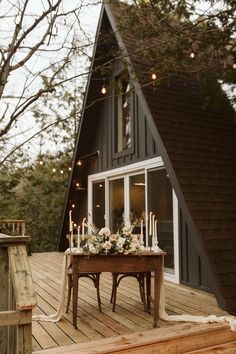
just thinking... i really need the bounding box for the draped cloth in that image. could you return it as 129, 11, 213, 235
32, 252, 236, 331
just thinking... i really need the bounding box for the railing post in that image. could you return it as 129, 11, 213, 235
0, 235, 37, 354
0, 247, 9, 353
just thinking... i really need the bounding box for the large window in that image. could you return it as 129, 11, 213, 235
115, 72, 131, 153
148, 168, 174, 274
109, 178, 124, 232
129, 174, 146, 234
89, 158, 179, 281
92, 180, 105, 229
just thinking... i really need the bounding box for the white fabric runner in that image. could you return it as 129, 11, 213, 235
32, 251, 236, 331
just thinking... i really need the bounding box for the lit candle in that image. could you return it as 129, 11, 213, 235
77, 225, 81, 249
69, 210, 72, 232
149, 212, 152, 235
140, 219, 143, 243
82, 218, 86, 240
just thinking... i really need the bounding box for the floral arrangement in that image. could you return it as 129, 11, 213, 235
85, 224, 142, 255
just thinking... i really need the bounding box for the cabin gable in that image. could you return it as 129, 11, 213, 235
58, 1, 236, 315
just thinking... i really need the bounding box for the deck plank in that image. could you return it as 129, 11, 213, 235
30, 252, 230, 352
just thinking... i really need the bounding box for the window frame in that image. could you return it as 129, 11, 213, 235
112, 70, 134, 158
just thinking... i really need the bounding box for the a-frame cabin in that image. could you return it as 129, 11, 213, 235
58, 0, 236, 316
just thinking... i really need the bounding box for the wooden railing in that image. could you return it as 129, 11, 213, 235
0, 234, 37, 354
0, 219, 26, 236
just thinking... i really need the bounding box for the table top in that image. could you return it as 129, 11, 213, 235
67, 249, 166, 257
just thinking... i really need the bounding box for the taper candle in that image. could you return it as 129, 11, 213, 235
149, 212, 152, 235
77, 225, 81, 249
82, 218, 86, 240
155, 220, 158, 244
69, 210, 72, 232
140, 219, 143, 243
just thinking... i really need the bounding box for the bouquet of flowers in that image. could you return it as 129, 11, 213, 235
86, 224, 142, 255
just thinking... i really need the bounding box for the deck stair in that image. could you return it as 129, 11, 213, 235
33, 322, 236, 354
184, 340, 236, 353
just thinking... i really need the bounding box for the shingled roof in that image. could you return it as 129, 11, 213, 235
102, 0, 236, 314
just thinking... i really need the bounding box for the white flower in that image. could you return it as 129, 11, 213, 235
122, 225, 132, 235
103, 240, 112, 250
117, 237, 125, 247
88, 244, 98, 254
99, 227, 111, 237
109, 234, 117, 241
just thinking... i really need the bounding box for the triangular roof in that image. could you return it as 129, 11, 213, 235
60, 0, 236, 315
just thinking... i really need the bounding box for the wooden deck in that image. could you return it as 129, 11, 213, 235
30, 252, 233, 353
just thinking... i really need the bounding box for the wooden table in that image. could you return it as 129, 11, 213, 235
71, 251, 165, 329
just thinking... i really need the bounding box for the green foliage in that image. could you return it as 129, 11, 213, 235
0, 152, 71, 252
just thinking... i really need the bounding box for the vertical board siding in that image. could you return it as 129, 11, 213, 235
179, 206, 211, 291
85, 92, 159, 176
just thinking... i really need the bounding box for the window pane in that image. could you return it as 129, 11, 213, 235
92, 181, 105, 229
109, 178, 124, 232
115, 74, 131, 152
148, 169, 174, 273
129, 174, 146, 235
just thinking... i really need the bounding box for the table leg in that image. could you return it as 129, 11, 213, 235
153, 257, 162, 328
72, 256, 78, 329
146, 272, 151, 314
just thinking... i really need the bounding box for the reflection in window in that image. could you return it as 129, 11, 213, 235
129, 174, 146, 235
109, 178, 124, 232
115, 72, 131, 152
92, 181, 105, 229
148, 169, 174, 273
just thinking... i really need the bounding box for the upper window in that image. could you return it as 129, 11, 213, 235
114, 72, 132, 153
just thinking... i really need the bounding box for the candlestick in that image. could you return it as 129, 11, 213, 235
77, 225, 81, 249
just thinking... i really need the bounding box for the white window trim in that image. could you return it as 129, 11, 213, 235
87, 156, 180, 284
163, 190, 180, 283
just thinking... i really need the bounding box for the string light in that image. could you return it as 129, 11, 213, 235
151, 73, 157, 80
101, 84, 107, 95
76, 182, 80, 188
39, 160, 43, 165
77, 160, 82, 166
52, 168, 56, 173
233, 56, 236, 69
68, 167, 72, 171
72, 204, 75, 208
60, 170, 64, 174
190, 49, 195, 59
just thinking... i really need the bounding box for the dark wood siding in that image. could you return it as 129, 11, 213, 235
179, 206, 211, 292
84, 89, 159, 176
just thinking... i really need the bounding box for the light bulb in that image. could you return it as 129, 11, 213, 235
151, 73, 157, 80
39, 160, 43, 165
60, 170, 64, 174
52, 168, 56, 172
72, 204, 75, 208
101, 85, 107, 94
190, 50, 195, 59
68, 167, 72, 171
233, 62, 236, 70
77, 160, 82, 166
